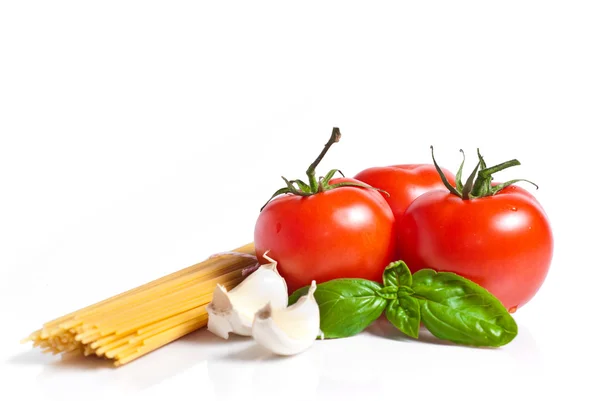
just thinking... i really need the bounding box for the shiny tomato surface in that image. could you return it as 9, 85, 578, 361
355, 164, 456, 220
396, 186, 553, 311
254, 178, 396, 294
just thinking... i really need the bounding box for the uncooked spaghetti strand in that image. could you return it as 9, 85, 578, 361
75, 328, 102, 343
92, 277, 236, 346
59, 259, 241, 326
89, 276, 239, 347
109, 275, 241, 335
136, 305, 208, 336
115, 318, 208, 366
25, 243, 256, 364
69, 258, 247, 326
90, 331, 131, 350
108, 294, 212, 335
41, 263, 203, 328
106, 312, 208, 359
92, 270, 243, 331
41, 243, 254, 327
78, 275, 239, 351
95, 333, 138, 357
94, 281, 235, 334
58, 254, 248, 338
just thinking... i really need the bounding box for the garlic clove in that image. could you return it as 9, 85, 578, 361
206, 284, 241, 338
206, 252, 288, 339
252, 280, 321, 356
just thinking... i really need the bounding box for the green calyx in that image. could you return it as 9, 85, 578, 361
431, 146, 539, 200
260, 127, 387, 210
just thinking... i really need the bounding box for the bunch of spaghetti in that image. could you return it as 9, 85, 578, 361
22, 244, 256, 366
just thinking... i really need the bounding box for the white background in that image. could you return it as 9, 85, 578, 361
1, 1, 599, 400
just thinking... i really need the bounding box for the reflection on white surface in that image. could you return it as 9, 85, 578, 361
7, 329, 256, 400
6, 320, 547, 401
207, 344, 319, 401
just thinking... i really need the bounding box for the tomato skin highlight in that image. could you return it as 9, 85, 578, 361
354, 164, 456, 220
254, 178, 397, 294
396, 186, 553, 311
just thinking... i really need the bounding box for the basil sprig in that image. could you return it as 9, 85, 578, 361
288, 261, 518, 347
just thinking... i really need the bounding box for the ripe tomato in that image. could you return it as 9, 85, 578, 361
254, 177, 396, 294
396, 151, 553, 311
354, 164, 456, 220
254, 128, 396, 294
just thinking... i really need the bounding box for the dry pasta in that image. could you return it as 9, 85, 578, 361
22, 243, 256, 366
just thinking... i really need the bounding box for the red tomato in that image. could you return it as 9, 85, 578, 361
396, 185, 553, 311
254, 178, 396, 294
354, 164, 456, 220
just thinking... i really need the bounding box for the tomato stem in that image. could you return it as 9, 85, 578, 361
455, 149, 466, 194
259, 127, 385, 210
471, 158, 521, 197
461, 160, 482, 200
430, 146, 461, 197
431, 148, 538, 200
306, 127, 341, 192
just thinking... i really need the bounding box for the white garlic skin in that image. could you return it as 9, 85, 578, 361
206, 253, 288, 339
252, 280, 321, 356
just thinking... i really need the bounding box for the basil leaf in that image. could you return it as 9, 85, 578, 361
376, 286, 398, 300
397, 286, 415, 297
383, 260, 412, 288
289, 279, 387, 339
385, 296, 421, 339
412, 269, 518, 347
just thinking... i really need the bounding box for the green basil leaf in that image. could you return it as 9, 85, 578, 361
383, 260, 412, 288
412, 269, 518, 347
385, 296, 421, 339
376, 286, 398, 300
288, 279, 387, 339
397, 286, 415, 297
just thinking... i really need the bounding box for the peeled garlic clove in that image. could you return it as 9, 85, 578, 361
252, 280, 321, 356
207, 253, 288, 339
